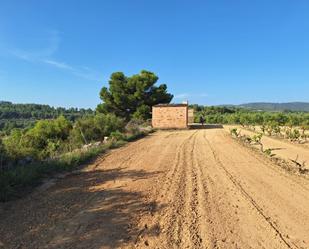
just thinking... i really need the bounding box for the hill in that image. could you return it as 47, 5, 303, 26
0, 101, 93, 133
238, 102, 309, 112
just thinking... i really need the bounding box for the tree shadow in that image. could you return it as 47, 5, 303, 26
189, 124, 224, 129
270, 147, 286, 151
0, 167, 164, 249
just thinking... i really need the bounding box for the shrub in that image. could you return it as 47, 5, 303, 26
2, 129, 28, 162
3, 116, 72, 161
290, 129, 301, 141
0, 110, 151, 201
70, 113, 125, 146
230, 128, 240, 138
252, 133, 263, 144
0, 142, 110, 201
110, 131, 126, 141
263, 148, 276, 157
125, 119, 142, 135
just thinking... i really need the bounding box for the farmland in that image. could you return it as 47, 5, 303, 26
1, 128, 309, 248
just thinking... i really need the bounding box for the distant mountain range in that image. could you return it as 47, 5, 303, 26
236, 102, 309, 112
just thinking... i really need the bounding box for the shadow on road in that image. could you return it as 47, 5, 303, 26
0, 167, 164, 249
189, 124, 224, 129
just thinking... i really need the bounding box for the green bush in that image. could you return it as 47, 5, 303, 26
110, 131, 126, 141
230, 128, 240, 137
70, 113, 125, 146
0, 143, 111, 201
0, 108, 152, 202
3, 116, 72, 161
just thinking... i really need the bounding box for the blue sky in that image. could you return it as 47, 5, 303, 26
1, 0, 309, 108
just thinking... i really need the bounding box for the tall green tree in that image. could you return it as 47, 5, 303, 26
97, 70, 173, 120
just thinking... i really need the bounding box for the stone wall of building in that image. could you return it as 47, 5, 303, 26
188, 108, 194, 123
152, 104, 188, 129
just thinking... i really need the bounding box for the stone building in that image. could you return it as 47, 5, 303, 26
152, 103, 188, 129
188, 108, 194, 123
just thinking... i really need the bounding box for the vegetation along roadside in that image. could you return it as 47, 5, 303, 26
0, 70, 172, 201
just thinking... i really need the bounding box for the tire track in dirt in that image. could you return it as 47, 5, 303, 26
192, 131, 247, 248
131, 132, 192, 248
164, 131, 199, 248
135, 129, 302, 248
2, 129, 309, 249
207, 129, 309, 247
159, 132, 194, 197
221, 130, 309, 194
133, 130, 205, 249
189, 131, 212, 248
183, 132, 204, 248
202, 130, 296, 249
156, 131, 208, 248
191, 132, 223, 248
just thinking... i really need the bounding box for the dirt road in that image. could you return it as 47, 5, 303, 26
1, 129, 309, 249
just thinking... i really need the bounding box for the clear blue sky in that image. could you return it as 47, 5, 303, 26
1, 0, 309, 108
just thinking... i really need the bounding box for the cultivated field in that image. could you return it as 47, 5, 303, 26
225, 125, 309, 164
1, 129, 309, 248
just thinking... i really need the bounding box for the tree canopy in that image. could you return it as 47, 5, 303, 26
0, 101, 93, 120
96, 70, 173, 120
0, 101, 94, 135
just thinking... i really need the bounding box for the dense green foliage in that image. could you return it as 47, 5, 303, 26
69, 114, 125, 147
0, 140, 126, 201
0, 102, 153, 200
0, 101, 93, 135
193, 105, 309, 127
0, 70, 169, 201
0, 113, 150, 201
238, 102, 309, 112
0, 137, 7, 167
0, 101, 93, 119
3, 116, 72, 162
97, 70, 173, 120
1, 114, 124, 166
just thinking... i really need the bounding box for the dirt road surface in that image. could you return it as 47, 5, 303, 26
1, 129, 309, 249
